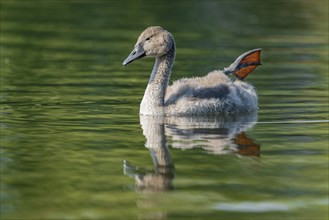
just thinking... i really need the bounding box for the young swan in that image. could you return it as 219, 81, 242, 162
123, 26, 262, 116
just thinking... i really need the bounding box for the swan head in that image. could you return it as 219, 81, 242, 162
123, 26, 175, 66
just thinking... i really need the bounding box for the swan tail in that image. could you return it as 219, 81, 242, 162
223, 48, 262, 80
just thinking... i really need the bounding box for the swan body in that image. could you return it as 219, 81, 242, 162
123, 26, 262, 116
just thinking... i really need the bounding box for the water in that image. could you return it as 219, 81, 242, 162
1, 1, 328, 219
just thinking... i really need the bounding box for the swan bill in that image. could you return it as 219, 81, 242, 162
123, 44, 146, 66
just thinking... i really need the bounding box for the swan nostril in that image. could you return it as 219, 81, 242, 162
132, 48, 139, 56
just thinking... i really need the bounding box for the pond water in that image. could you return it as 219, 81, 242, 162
1, 1, 328, 219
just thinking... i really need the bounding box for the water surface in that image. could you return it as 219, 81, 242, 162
1, 1, 328, 219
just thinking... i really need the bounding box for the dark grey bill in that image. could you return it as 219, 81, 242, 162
123, 44, 146, 66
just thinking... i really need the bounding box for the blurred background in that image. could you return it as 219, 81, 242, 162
1, 0, 328, 219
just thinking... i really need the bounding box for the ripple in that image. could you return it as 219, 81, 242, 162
214, 201, 289, 212
257, 119, 329, 124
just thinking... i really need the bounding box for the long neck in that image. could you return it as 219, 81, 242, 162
140, 45, 175, 115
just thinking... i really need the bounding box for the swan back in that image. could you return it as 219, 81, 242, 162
164, 71, 257, 115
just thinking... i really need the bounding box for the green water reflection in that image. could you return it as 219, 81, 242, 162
1, 0, 328, 219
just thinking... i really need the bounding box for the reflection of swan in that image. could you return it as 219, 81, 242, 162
123, 26, 262, 116
124, 116, 174, 192
123, 113, 260, 192
165, 112, 259, 155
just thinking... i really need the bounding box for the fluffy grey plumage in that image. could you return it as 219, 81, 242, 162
123, 26, 259, 116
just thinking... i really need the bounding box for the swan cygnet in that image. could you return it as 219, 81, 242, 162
123, 26, 262, 116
